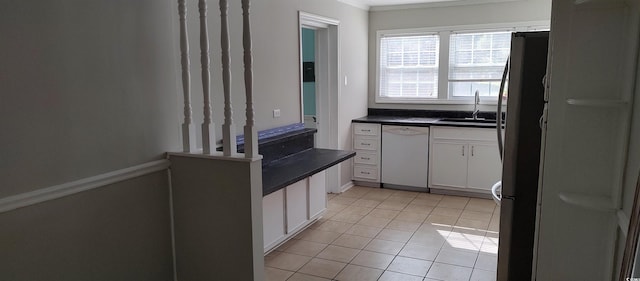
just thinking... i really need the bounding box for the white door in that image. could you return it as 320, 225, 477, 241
430, 142, 467, 189
534, 0, 640, 279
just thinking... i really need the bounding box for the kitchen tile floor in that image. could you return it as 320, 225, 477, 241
265, 186, 500, 281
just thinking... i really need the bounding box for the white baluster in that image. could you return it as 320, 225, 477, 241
220, 0, 236, 156
179, 0, 196, 152
242, 0, 257, 158
199, 0, 216, 154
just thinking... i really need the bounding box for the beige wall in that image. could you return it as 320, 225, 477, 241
368, 0, 552, 111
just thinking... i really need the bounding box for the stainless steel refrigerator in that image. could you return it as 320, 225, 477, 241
495, 31, 549, 281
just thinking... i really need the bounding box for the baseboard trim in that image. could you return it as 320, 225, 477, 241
0, 159, 171, 213
340, 181, 354, 193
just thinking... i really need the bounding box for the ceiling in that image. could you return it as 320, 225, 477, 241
338, 0, 518, 10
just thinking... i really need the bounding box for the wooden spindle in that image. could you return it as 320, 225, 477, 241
242, 0, 257, 158
179, 0, 196, 152
220, 0, 236, 156
199, 0, 215, 154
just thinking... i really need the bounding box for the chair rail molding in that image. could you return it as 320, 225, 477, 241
0, 159, 171, 213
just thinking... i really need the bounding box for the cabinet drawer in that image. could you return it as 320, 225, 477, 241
354, 151, 378, 165
354, 165, 378, 180
354, 137, 379, 151
354, 123, 380, 136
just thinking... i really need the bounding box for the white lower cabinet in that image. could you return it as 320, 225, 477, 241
262, 171, 327, 254
308, 171, 327, 219
262, 189, 285, 251
429, 126, 502, 194
286, 180, 308, 233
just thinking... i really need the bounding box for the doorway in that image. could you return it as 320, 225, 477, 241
299, 12, 341, 193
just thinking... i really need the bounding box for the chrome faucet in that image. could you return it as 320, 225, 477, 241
472, 90, 480, 120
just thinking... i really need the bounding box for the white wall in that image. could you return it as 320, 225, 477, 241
0, 0, 180, 279
184, 0, 369, 188
368, 0, 551, 111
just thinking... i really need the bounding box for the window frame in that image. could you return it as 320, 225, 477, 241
375, 21, 549, 105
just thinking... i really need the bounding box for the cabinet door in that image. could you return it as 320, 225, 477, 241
430, 142, 468, 188
263, 189, 285, 252
308, 171, 327, 219
467, 143, 502, 192
286, 180, 308, 234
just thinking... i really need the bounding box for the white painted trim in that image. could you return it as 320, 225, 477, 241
168, 151, 263, 162
340, 181, 355, 193
0, 159, 171, 213
370, 0, 521, 11
336, 0, 371, 10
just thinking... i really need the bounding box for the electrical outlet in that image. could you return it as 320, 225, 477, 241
273, 109, 281, 118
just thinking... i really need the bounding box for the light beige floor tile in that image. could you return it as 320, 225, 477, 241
398, 243, 441, 261
416, 223, 453, 237
407, 232, 446, 248
437, 196, 470, 209
335, 264, 384, 281
390, 191, 419, 199
426, 262, 473, 281
480, 233, 499, 254
431, 207, 463, 217
358, 215, 392, 228
316, 245, 360, 263
297, 229, 342, 244
376, 229, 413, 243
386, 219, 422, 232
444, 232, 484, 252
284, 240, 328, 257
330, 212, 365, 224
341, 187, 372, 198
287, 272, 332, 281
364, 239, 406, 255
332, 234, 372, 249
416, 193, 444, 200
378, 270, 424, 281
345, 224, 383, 238
362, 192, 392, 201
298, 258, 346, 279
425, 214, 459, 226
387, 256, 432, 277
456, 218, 490, 230
352, 198, 382, 208
265, 252, 311, 271
369, 208, 401, 219
410, 197, 441, 207
401, 204, 434, 215
475, 253, 498, 271
274, 238, 299, 252
470, 268, 497, 281
342, 206, 374, 216
264, 267, 294, 281
461, 210, 493, 221
377, 200, 410, 211
315, 220, 353, 233
331, 196, 358, 205
327, 193, 338, 200
465, 198, 496, 213
350, 250, 395, 269
435, 248, 479, 267
387, 193, 415, 204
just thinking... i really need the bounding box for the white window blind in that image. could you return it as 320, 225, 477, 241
379, 35, 439, 100
448, 31, 511, 97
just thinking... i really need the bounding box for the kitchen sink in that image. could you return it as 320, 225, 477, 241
438, 118, 502, 124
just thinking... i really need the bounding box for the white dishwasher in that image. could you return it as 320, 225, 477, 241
381, 125, 429, 189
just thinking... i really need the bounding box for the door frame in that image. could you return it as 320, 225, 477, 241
298, 11, 341, 193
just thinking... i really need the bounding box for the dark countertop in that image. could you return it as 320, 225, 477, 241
352, 115, 502, 128
262, 148, 356, 196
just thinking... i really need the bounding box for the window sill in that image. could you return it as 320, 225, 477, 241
375, 98, 503, 106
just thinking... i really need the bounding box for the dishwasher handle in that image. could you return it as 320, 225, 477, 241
382, 126, 429, 136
